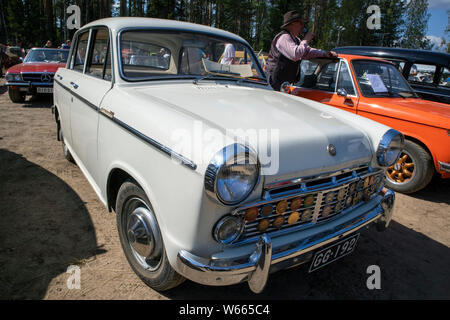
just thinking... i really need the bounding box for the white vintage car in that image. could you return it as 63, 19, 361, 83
53, 18, 403, 293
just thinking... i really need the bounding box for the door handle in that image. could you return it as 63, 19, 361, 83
344, 98, 354, 107
56, 74, 63, 80
70, 82, 79, 89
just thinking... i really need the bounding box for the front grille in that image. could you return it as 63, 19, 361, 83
232, 165, 384, 245
21, 73, 54, 82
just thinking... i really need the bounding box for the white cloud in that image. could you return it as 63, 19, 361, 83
426, 35, 447, 51
428, 0, 450, 9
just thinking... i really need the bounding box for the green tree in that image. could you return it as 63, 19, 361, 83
400, 0, 432, 49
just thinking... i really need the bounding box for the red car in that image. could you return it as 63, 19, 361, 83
5, 48, 69, 103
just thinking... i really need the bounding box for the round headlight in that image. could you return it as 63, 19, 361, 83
205, 144, 260, 205
214, 215, 244, 244
5, 73, 15, 82
376, 129, 404, 167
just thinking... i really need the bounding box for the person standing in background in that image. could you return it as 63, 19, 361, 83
265, 10, 337, 91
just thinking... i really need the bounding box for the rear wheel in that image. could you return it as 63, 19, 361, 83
116, 181, 185, 291
385, 140, 434, 194
8, 87, 25, 103
58, 123, 75, 163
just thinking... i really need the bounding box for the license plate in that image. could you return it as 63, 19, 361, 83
309, 233, 360, 272
37, 87, 52, 94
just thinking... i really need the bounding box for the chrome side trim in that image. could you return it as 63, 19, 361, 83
54, 79, 197, 170
439, 161, 450, 173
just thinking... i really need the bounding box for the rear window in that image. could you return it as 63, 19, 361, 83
408, 64, 436, 84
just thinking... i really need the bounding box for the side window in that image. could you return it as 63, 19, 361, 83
73, 31, 89, 72
297, 60, 319, 87
86, 28, 112, 81
315, 61, 339, 92
337, 62, 355, 95
408, 64, 436, 84
439, 67, 450, 87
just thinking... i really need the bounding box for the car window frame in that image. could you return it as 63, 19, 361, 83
85, 26, 113, 82
336, 58, 358, 98
406, 63, 438, 86
69, 29, 91, 73
438, 66, 450, 88
116, 27, 266, 83
350, 58, 417, 98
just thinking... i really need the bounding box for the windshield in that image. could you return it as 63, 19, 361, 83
24, 49, 69, 63
119, 30, 266, 82
352, 60, 417, 98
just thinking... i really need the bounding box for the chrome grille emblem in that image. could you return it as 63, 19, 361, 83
327, 144, 337, 156
41, 73, 52, 82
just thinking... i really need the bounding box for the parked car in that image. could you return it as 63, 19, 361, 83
4, 48, 69, 103
284, 54, 450, 194
333, 46, 450, 105
0, 44, 24, 77
53, 18, 400, 293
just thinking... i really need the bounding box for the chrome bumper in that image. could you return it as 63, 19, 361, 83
6, 82, 53, 88
176, 189, 395, 294
439, 161, 450, 173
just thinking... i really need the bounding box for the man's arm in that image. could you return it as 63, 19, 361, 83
276, 33, 335, 61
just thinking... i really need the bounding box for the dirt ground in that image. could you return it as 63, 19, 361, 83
0, 77, 449, 300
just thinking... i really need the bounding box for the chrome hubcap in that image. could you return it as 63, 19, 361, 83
125, 200, 162, 271
127, 210, 154, 257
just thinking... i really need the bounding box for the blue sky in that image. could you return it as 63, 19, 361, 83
428, 0, 449, 38
426, 0, 449, 49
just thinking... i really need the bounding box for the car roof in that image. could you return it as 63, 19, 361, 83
82, 17, 249, 45
308, 54, 395, 65
333, 46, 450, 66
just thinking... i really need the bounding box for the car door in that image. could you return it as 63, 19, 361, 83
70, 27, 113, 184
292, 60, 339, 104
54, 29, 89, 150
329, 59, 359, 113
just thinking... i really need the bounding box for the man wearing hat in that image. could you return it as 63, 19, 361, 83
266, 10, 337, 91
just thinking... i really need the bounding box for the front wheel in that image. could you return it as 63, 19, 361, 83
116, 181, 185, 291
8, 87, 25, 103
385, 140, 434, 194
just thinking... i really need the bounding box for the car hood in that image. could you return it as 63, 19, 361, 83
7, 62, 66, 73
130, 82, 378, 182
362, 98, 450, 129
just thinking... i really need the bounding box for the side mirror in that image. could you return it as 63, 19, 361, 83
337, 88, 347, 97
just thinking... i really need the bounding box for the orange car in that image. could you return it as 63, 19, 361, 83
285, 54, 450, 194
